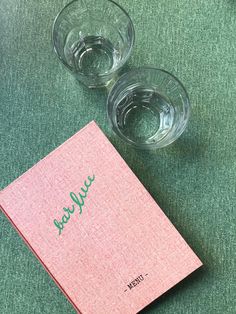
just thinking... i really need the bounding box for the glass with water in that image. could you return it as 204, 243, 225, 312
52, 0, 191, 149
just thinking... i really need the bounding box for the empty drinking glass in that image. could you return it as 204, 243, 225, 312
52, 0, 135, 88
107, 67, 191, 149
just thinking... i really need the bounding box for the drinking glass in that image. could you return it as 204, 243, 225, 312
107, 67, 191, 149
52, 0, 135, 88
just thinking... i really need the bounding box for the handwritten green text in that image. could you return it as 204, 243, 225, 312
53, 175, 95, 235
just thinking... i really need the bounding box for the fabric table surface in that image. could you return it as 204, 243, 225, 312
0, 0, 235, 313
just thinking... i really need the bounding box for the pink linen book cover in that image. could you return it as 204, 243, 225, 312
0, 121, 202, 314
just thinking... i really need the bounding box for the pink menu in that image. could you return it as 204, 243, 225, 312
0, 121, 202, 314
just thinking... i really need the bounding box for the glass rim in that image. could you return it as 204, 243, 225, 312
107, 67, 191, 149
51, 0, 135, 78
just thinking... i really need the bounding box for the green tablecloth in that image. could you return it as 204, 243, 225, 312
0, 0, 235, 313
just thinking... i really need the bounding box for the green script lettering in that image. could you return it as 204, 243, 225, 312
53, 175, 95, 235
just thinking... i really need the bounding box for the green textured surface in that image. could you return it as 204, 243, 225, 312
0, 0, 235, 313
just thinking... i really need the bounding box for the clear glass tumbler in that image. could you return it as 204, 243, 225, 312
107, 67, 191, 149
52, 0, 135, 88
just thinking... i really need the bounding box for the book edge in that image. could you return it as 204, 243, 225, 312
0, 203, 83, 314
136, 261, 203, 313
0, 120, 96, 195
